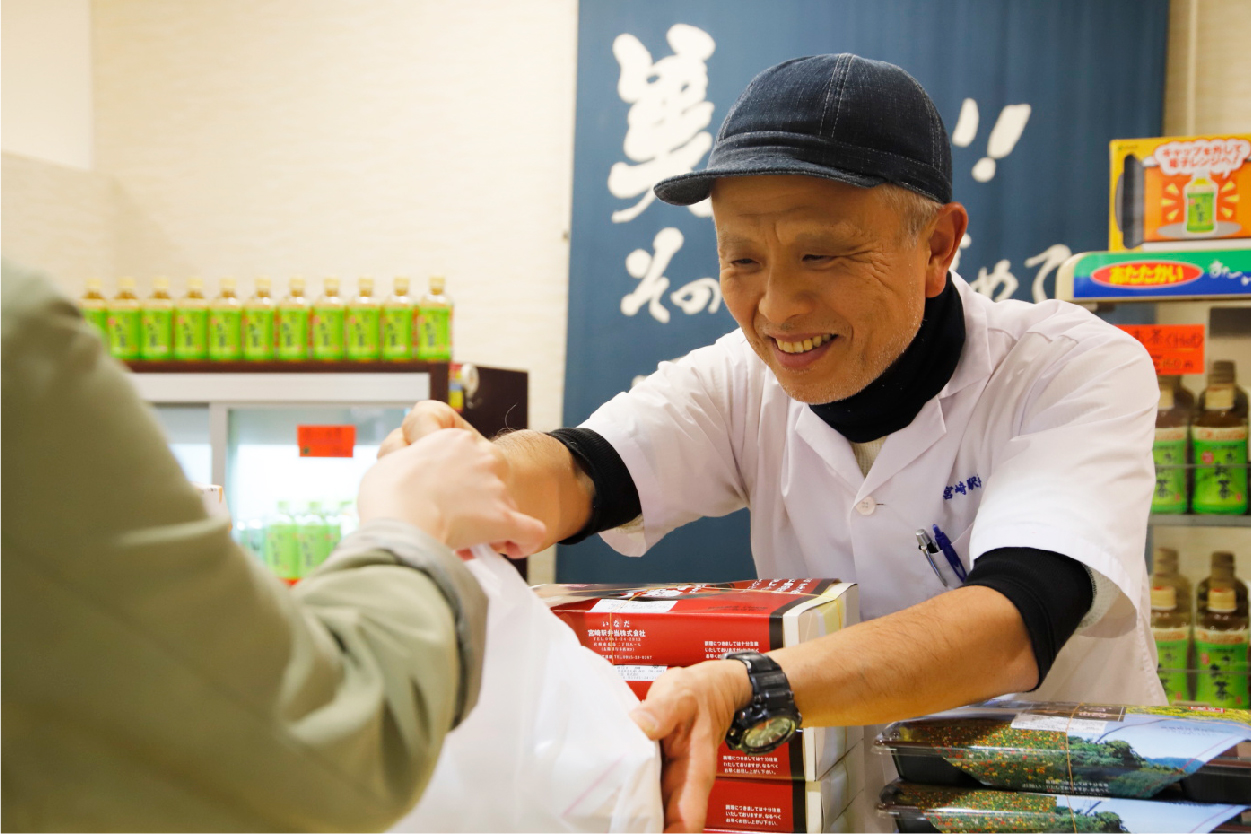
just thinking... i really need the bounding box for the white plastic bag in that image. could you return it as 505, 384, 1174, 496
393, 546, 664, 833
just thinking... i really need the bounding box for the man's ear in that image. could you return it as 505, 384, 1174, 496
924, 203, 969, 297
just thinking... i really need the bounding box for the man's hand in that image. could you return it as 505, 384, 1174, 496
630, 660, 751, 833
378, 401, 476, 458
359, 428, 546, 557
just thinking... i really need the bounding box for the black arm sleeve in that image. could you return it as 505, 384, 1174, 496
547, 427, 642, 545
964, 548, 1094, 690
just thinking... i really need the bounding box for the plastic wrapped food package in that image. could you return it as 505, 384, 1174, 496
875, 700, 1251, 803
878, 780, 1250, 834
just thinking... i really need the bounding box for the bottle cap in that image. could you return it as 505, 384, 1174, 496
277, 499, 290, 512
255, 277, 271, 291
85, 278, 103, 291
153, 277, 170, 290
324, 277, 340, 293
289, 277, 306, 292
118, 277, 136, 290
1209, 586, 1237, 613
220, 277, 237, 291
1209, 360, 1235, 386
1151, 584, 1177, 611
187, 277, 204, 290
1153, 548, 1179, 576
429, 275, 446, 293
393, 276, 410, 294
358, 276, 374, 295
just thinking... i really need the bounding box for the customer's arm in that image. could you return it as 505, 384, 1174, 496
0, 262, 542, 832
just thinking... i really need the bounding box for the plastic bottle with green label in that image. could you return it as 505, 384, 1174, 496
107, 278, 142, 359
1185, 174, 1217, 235
311, 277, 345, 361
382, 276, 413, 360
1195, 585, 1249, 708
1150, 583, 1191, 704
265, 502, 301, 583
313, 501, 339, 566
80, 278, 110, 342
415, 275, 453, 361
243, 277, 276, 360
1152, 377, 1189, 514
174, 277, 209, 360
208, 278, 243, 361
297, 503, 324, 576
140, 278, 175, 360
276, 278, 310, 360
347, 277, 381, 360
1192, 365, 1248, 514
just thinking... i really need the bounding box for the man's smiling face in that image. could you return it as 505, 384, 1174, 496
712, 175, 958, 404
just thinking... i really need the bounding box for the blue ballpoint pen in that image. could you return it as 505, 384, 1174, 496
931, 525, 968, 583
915, 529, 949, 588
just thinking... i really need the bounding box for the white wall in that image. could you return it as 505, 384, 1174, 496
1, 0, 94, 169
91, 0, 578, 432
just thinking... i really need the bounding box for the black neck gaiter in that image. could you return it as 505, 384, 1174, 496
809, 274, 965, 443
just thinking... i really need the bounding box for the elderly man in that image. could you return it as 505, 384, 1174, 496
385, 54, 1163, 831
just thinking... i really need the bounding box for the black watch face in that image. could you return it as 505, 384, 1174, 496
744, 715, 797, 751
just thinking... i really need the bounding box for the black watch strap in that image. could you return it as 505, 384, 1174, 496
723, 650, 802, 753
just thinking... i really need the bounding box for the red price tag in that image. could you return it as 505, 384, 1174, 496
297, 425, 356, 457
1117, 324, 1206, 375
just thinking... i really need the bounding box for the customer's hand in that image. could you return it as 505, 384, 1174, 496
630, 660, 751, 833
359, 428, 546, 557
378, 401, 477, 458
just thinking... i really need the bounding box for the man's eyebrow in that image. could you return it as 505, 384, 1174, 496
716, 233, 757, 252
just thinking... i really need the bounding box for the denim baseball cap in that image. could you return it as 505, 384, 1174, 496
655, 53, 952, 206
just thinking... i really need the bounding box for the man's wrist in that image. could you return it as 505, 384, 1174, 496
717, 658, 754, 711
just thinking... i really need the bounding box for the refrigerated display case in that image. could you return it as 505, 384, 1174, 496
128, 360, 530, 573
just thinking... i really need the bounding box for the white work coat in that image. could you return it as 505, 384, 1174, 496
585, 275, 1166, 829
584, 275, 1166, 707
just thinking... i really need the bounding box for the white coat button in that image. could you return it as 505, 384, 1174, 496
855, 497, 877, 515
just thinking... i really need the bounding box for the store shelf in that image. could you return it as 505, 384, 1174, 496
1149, 514, 1251, 527
124, 359, 447, 404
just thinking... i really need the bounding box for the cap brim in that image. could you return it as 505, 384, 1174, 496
655, 159, 885, 206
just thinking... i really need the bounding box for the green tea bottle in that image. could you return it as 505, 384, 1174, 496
311, 277, 345, 361
1150, 583, 1192, 704
80, 278, 109, 342
107, 278, 142, 360
141, 278, 175, 360
1184, 175, 1218, 235
174, 277, 209, 360
296, 503, 322, 576
415, 275, 453, 361
347, 277, 382, 361
208, 278, 243, 361
1195, 585, 1249, 707
382, 276, 413, 360
265, 501, 301, 584
276, 277, 310, 360
1192, 364, 1248, 514
1152, 376, 1189, 514
243, 277, 276, 361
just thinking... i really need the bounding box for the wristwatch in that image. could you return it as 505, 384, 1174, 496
722, 651, 802, 754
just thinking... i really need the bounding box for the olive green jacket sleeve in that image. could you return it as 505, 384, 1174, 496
1, 261, 487, 833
